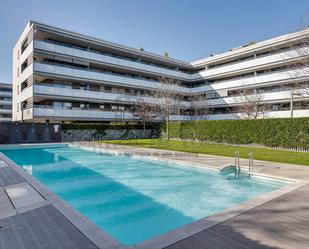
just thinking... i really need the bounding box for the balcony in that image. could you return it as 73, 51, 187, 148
32, 106, 134, 121
33, 62, 189, 94
0, 117, 12, 122
191, 48, 306, 80
0, 109, 12, 114
33, 84, 191, 107
204, 109, 309, 120
0, 91, 12, 97
201, 89, 309, 108
0, 100, 12, 106
34, 40, 191, 80
191, 68, 309, 94
29, 105, 193, 122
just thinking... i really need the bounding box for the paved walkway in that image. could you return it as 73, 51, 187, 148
91, 142, 309, 180
164, 183, 309, 249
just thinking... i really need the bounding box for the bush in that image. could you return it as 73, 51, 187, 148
168, 118, 309, 149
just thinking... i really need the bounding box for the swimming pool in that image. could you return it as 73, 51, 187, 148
0, 144, 286, 245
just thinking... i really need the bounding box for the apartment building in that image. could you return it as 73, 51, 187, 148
12, 21, 309, 122
0, 83, 12, 122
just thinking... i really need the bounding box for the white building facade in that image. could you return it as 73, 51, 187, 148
13, 21, 309, 122
0, 83, 12, 122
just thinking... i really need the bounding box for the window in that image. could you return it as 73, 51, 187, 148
21, 80, 27, 91
21, 60, 28, 73
80, 83, 88, 90
80, 103, 89, 109
21, 38, 28, 54
105, 86, 112, 92
272, 105, 279, 111
63, 102, 72, 109
53, 102, 63, 109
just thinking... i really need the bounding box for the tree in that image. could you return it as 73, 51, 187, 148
131, 97, 153, 137
283, 15, 309, 117
284, 15, 309, 94
190, 94, 208, 120
149, 77, 181, 140
235, 88, 268, 119
164, 51, 169, 58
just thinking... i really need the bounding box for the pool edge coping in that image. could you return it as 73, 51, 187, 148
0, 142, 307, 249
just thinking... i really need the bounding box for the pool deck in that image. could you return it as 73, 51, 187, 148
0, 142, 309, 249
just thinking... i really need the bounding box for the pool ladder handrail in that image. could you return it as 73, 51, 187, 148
234, 151, 241, 177
249, 152, 254, 172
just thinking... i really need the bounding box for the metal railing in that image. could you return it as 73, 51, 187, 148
35, 61, 159, 83
234, 151, 241, 178
249, 152, 254, 171
38, 39, 186, 73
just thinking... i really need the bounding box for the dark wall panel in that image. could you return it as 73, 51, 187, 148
0, 123, 61, 144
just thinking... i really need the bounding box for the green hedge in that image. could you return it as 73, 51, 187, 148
168, 118, 309, 149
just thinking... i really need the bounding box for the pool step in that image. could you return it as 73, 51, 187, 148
220, 165, 236, 176
221, 165, 255, 178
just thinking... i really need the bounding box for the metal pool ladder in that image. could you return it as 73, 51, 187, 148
249, 152, 254, 171
234, 151, 241, 178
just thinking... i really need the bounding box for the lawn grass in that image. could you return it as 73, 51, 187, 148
100, 139, 309, 166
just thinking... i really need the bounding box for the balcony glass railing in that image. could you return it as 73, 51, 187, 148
0, 89, 12, 94
38, 39, 307, 78
29, 102, 309, 119
193, 66, 305, 89
32, 105, 188, 116
33, 105, 132, 112
35, 61, 163, 84
37, 39, 188, 73
34, 83, 149, 97
203, 46, 298, 71
34, 80, 308, 105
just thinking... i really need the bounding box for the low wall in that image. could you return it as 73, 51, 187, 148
61, 128, 159, 142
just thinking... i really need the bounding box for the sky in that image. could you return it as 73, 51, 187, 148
0, 0, 308, 83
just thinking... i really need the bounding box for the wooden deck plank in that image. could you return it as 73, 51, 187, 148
0, 167, 26, 187
165, 184, 309, 249
0, 205, 98, 249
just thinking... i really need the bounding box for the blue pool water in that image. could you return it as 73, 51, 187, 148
1, 145, 285, 245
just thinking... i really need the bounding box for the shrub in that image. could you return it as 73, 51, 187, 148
168, 118, 309, 149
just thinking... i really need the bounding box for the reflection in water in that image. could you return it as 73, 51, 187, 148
53, 153, 59, 161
